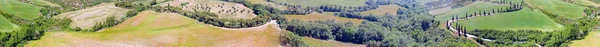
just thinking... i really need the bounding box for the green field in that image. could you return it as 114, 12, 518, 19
0, 14, 20, 32
0, 0, 42, 20
526, 0, 586, 19
301, 37, 365, 47
573, 0, 600, 7
434, 1, 510, 21
285, 13, 363, 24
271, 0, 367, 7
569, 31, 600, 47
28, 0, 62, 7
27, 11, 282, 47
455, 7, 563, 31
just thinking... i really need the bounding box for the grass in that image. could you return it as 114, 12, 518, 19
569, 31, 600, 47
573, 0, 600, 7
455, 7, 563, 31
434, 1, 510, 28
526, 0, 586, 19
45, 0, 112, 10
0, 0, 42, 20
271, 0, 367, 7
54, 3, 130, 29
434, 1, 510, 21
0, 14, 20, 32
359, 5, 404, 16
28, 0, 62, 7
27, 11, 282, 47
300, 37, 365, 47
285, 12, 363, 24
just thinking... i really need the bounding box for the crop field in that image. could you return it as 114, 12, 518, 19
526, 0, 586, 19
27, 11, 282, 47
301, 37, 365, 47
359, 5, 404, 16
29, 0, 62, 7
455, 8, 563, 31
569, 31, 600, 47
54, 3, 129, 29
0, 0, 42, 20
285, 13, 363, 24
271, 0, 367, 7
0, 14, 20, 32
434, 1, 510, 21
159, 0, 257, 19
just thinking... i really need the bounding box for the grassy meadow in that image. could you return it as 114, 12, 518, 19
301, 37, 365, 47
434, 1, 510, 21
526, 0, 586, 19
0, 14, 20, 32
27, 11, 282, 47
569, 31, 600, 47
455, 8, 563, 31
0, 0, 42, 20
28, 0, 62, 7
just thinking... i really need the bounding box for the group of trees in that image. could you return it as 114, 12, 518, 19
278, 1, 482, 46
0, 6, 73, 47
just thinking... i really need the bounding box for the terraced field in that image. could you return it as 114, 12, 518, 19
526, 0, 586, 19
0, 0, 42, 20
159, 0, 257, 19
359, 5, 404, 16
0, 14, 20, 32
54, 3, 129, 29
271, 0, 367, 7
285, 12, 363, 24
27, 11, 282, 47
569, 31, 600, 47
455, 8, 563, 31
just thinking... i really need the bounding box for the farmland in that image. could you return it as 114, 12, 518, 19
26, 11, 282, 47
434, 1, 510, 21
526, 0, 586, 19
359, 5, 404, 16
455, 7, 563, 31
28, 0, 62, 7
569, 31, 600, 47
285, 12, 363, 24
0, 0, 42, 20
300, 37, 365, 47
54, 3, 130, 29
270, 0, 367, 7
158, 0, 257, 19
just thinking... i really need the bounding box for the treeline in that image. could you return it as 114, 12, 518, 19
0, 7, 73, 46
